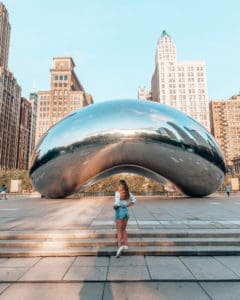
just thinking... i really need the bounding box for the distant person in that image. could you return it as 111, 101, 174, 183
225, 184, 231, 197
0, 184, 7, 200
113, 179, 136, 258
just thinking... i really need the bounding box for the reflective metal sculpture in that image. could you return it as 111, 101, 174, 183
30, 99, 226, 198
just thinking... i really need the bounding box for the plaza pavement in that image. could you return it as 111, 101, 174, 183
0, 193, 240, 299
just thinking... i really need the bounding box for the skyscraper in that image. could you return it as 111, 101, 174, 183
35, 57, 93, 143
151, 31, 210, 130
17, 97, 32, 170
0, 68, 21, 169
29, 93, 38, 156
0, 2, 10, 69
0, 2, 22, 170
210, 94, 240, 167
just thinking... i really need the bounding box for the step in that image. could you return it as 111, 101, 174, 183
1, 229, 240, 240
0, 237, 239, 248
1, 229, 240, 257
1, 245, 240, 257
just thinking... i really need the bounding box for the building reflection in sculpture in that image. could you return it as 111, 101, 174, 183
29, 99, 226, 198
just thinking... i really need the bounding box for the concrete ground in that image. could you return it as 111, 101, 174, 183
0, 193, 240, 299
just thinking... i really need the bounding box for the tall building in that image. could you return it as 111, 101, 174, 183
29, 93, 38, 156
36, 57, 93, 143
210, 94, 240, 167
17, 97, 31, 170
0, 68, 21, 169
151, 30, 210, 130
137, 86, 151, 100
0, 2, 22, 170
0, 2, 10, 69
232, 156, 240, 174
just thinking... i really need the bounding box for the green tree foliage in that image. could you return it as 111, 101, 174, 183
0, 170, 165, 194
84, 174, 164, 195
0, 169, 34, 192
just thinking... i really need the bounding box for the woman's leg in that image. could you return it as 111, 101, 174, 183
122, 218, 128, 246
116, 220, 123, 247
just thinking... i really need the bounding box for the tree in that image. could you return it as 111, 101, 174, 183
83, 174, 164, 195
0, 169, 34, 192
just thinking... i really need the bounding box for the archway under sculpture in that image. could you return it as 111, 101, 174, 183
30, 99, 226, 198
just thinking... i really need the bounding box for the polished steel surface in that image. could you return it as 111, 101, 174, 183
30, 99, 226, 198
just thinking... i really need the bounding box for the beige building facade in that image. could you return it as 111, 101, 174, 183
36, 57, 93, 144
232, 156, 240, 174
210, 94, 240, 167
137, 86, 151, 100
0, 2, 10, 69
29, 93, 38, 157
0, 67, 21, 169
17, 97, 32, 170
151, 31, 210, 130
0, 2, 22, 170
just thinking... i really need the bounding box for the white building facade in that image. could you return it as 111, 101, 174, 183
151, 31, 210, 130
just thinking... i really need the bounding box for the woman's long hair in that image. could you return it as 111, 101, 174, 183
118, 179, 130, 200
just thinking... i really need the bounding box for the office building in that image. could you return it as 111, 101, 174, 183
232, 156, 240, 174
0, 2, 10, 69
36, 57, 93, 143
0, 68, 21, 169
151, 30, 210, 130
0, 2, 22, 170
210, 94, 240, 167
29, 93, 38, 154
17, 97, 31, 170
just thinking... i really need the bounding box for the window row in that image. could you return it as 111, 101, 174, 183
54, 83, 68, 88
54, 75, 68, 81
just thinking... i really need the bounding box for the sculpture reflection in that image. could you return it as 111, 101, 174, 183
29, 99, 226, 198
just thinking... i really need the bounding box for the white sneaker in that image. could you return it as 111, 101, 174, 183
116, 245, 124, 258
123, 245, 128, 250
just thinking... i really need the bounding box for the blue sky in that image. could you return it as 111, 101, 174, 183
3, 0, 240, 102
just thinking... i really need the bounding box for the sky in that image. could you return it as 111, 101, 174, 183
3, 0, 240, 102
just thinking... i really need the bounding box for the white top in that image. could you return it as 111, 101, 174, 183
114, 191, 136, 207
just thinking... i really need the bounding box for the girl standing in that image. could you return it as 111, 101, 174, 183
114, 179, 136, 258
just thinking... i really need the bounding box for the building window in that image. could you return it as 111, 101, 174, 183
55, 75, 58, 80
60, 75, 63, 80
64, 75, 68, 80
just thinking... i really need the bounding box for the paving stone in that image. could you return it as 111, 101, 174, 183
146, 256, 194, 280
0, 258, 8, 265
19, 266, 65, 281
73, 256, 109, 267
200, 282, 240, 300
103, 282, 210, 300
180, 256, 239, 280
64, 266, 108, 281
107, 266, 150, 280
0, 268, 28, 281
109, 255, 145, 266
1, 195, 240, 234
214, 256, 240, 276
137, 221, 159, 225
33, 257, 75, 267
0, 283, 104, 300
0, 258, 40, 268
19, 258, 74, 281
0, 283, 10, 293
